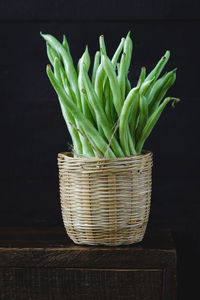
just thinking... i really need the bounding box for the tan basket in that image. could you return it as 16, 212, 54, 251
58, 151, 153, 246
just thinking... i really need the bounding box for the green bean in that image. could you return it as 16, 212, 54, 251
105, 94, 110, 120
128, 128, 136, 155
54, 56, 79, 109
83, 45, 90, 71
54, 57, 64, 86
78, 49, 96, 125
149, 71, 176, 115
46, 64, 116, 158
54, 57, 82, 153
94, 63, 105, 108
117, 32, 133, 102
62, 35, 73, 65
111, 38, 125, 70
126, 77, 131, 96
146, 72, 167, 104
92, 51, 100, 86
117, 62, 120, 75
148, 68, 177, 110
47, 45, 75, 104
124, 31, 133, 74
104, 78, 114, 124
54, 57, 76, 103
62, 35, 69, 50
40, 33, 81, 110
54, 57, 95, 156
46, 43, 56, 66
47, 41, 62, 62
49, 60, 82, 155
81, 63, 125, 157
122, 131, 131, 156
128, 75, 150, 124
76, 45, 90, 76
77, 48, 90, 77
76, 121, 95, 155
145, 50, 170, 82
102, 54, 122, 116
42, 32, 180, 158
60, 100, 82, 156
140, 77, 155, 96
77, 58, 80, 76
103, 36, 126, 108
54, 59, 74, 101
56, 63, 76, 103
137, 67, 146, 88
99, 35, 107, 55
135, 94, 148, 142
136, 97, 180, 153
90, 60, 106, 137
54, 57, 66, 84
54, 59, 81, 118
64, 78, 77, 103
93, 35, 108, 107
118, 52, 127, 100
119, 87, 139, 156
117, 33, 132, 101
129, 93, 140, 144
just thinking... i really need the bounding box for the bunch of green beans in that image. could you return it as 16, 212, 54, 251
41, 31, 180, 158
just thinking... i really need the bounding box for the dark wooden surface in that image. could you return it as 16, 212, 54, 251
0, 268, 163, 300
0, 227, 176, 300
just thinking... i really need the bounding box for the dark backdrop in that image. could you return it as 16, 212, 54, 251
0, 1, 200, 299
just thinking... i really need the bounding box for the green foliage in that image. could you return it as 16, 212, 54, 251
41, 31, 180, 158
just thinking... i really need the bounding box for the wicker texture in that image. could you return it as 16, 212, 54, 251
58, 151, 153, 246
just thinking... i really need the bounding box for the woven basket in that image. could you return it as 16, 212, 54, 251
58, 151, 153, 246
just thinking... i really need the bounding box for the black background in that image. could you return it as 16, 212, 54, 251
0, 1, 200, 299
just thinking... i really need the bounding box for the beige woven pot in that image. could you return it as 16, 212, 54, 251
58, 151, 153, 246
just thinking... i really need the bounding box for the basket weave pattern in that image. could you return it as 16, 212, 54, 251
58, 151, 153, 246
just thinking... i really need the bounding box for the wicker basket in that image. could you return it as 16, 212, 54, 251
58, 151, 153, 246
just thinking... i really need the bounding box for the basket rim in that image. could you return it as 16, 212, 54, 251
58, 149, 153, 162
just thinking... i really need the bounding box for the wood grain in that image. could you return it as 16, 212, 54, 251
0, 227, 176, 300
0, 268, 163, 300
0, 228, 176, 271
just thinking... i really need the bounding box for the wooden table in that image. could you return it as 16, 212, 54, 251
0, 227, 176, 300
